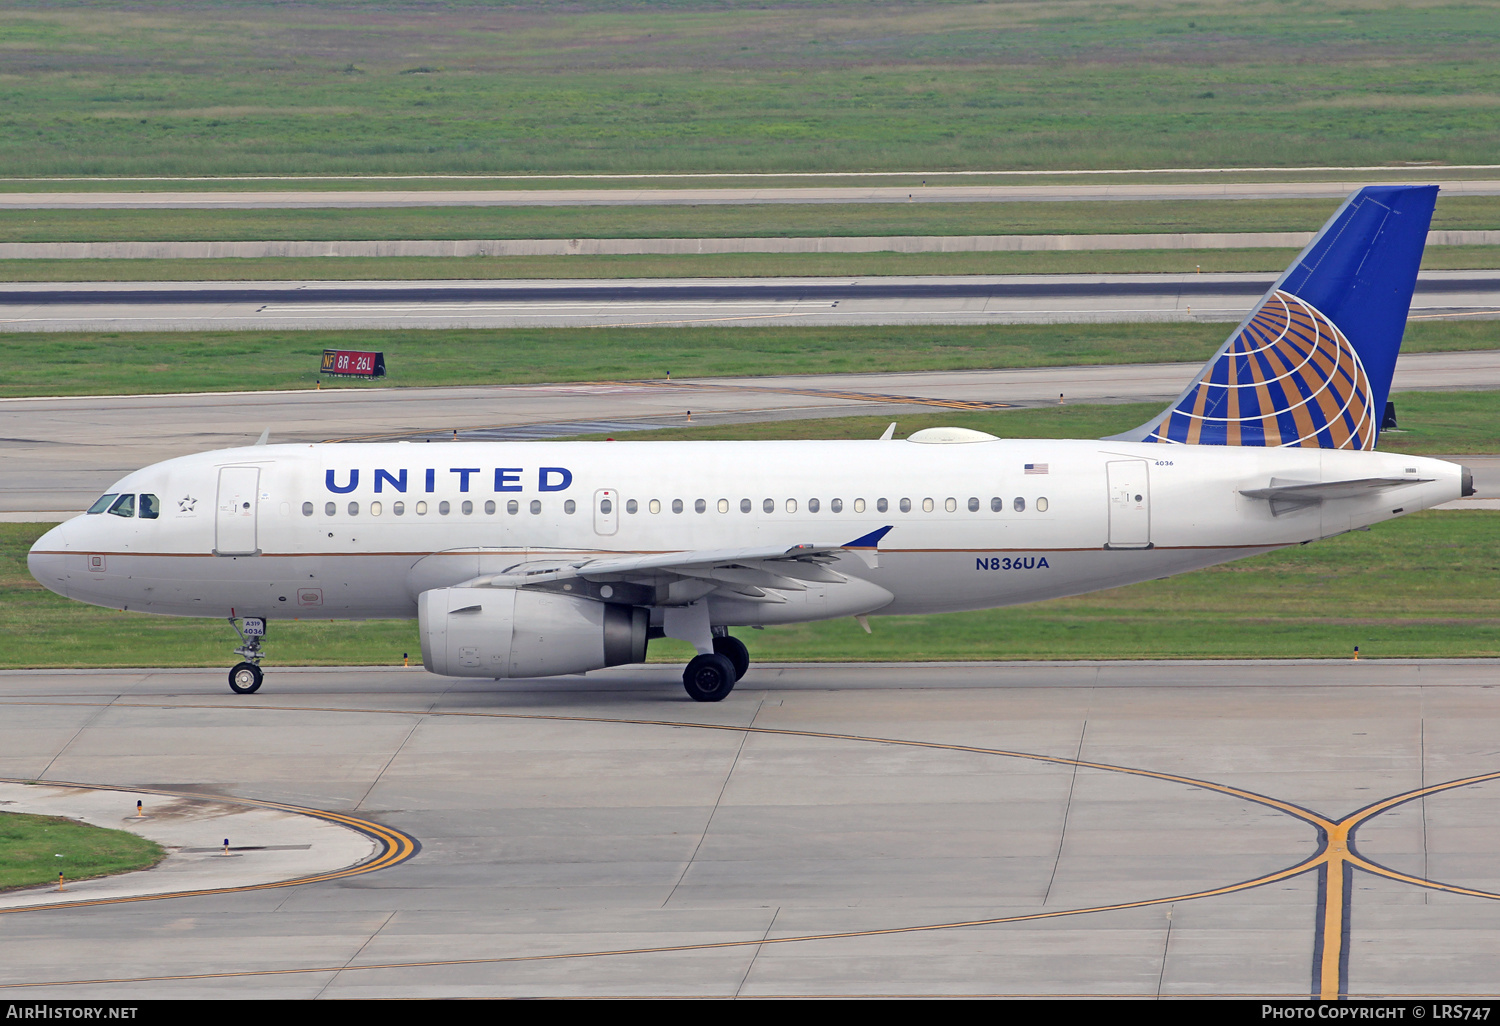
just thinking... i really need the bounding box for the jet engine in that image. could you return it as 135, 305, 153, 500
419, 587, 648, 678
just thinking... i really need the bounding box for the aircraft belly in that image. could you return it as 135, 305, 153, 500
59, 553, 418, 620
872, 545, 1281, 616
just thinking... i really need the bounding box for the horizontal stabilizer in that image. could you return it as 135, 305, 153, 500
1240, 476, 1432, 516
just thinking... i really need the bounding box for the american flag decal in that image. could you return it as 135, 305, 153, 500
1024, 463, 1049, 475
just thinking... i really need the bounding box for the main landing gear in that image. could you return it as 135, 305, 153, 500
227, 615, 266, 694
682, 633, 751, 703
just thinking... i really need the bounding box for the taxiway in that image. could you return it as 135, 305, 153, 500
2, 662, 1498, 998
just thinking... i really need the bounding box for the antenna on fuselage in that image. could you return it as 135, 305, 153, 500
254, 428, 271, 446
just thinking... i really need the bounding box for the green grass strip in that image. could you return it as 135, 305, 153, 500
1, 246, 1496, 283
574, 391, 1500, 457
3, 508, 1495, 668
0, 811, 164, 892
0, 321, 1495, 400
3, 197, 1497, 244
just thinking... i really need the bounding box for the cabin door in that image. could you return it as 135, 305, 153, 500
1106, 460, 1151, 549
215, 466, 261, 555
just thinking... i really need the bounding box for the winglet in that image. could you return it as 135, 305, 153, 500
879, 423, 897, 441
254, 427, 271, 446
842, 526, 892, 569
843, 526, 892, 550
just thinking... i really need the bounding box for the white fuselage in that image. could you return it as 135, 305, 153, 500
27, 437, 1465, 627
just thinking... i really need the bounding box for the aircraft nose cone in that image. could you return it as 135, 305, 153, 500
27, 522, 72, 599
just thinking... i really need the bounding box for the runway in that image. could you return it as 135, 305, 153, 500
3, 661, 1499, 998
4, 353, 1498, 516
4, 272, 1499, 331
4, 179, 1500, 208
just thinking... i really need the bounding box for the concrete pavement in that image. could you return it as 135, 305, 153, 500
2, 662, 1499, 997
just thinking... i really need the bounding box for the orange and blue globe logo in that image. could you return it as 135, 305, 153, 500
1146, 290, 1375, 449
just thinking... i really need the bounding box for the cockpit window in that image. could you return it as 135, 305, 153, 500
106, 493, 135, 518
139, 494, 161, 519
87, 493, 119, 515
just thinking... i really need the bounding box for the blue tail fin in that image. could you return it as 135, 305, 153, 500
1116, 185, 1437, 449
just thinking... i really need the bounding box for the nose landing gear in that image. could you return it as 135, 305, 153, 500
229, 661, 263, 694
227, 615, 266, 694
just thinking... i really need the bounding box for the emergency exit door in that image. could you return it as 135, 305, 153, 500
215, 466, 261, 555
594, 489, 619, 536
1106, 460, 1151, 549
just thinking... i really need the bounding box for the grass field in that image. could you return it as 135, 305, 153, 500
2, 246, 1496, 283
5, 509, 1496, 668
0, 320, 1494, 399
571, 391, 1500, 457
4, 167, 1498, 194
0, 811, 163, 891
5, 196, 1499, 244
2, 1, 1498, 175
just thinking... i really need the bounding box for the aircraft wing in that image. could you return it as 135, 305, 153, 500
469, 527, 893, 601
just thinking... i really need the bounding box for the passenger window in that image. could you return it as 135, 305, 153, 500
484, 500, 495, 514
438, 501, 450, 515
808, 498, 820, 513
139, 494, 161, 519
694, 499, 706, 513
922, 498, 934, 513
786, 498, 797, 513
991, 497, 1003, 512
944, 498, 956, 513
717, 499, 729, 513
462, 500, 474, 515
968, 497, 979, 512
740, 498, 751, 513
416, 501, 429, 515
899, 498, 911, 513
763, 498, 774, 513
530, 500, 542, 514
626, 499, 638, 514
394, 501, 406, 516
371, 501, 383, 517
325, 501, 336, 516
1037, 497, 1049, 512
1014, 497, 1026, 512
87, 494, 119, 515
107, 494, 135, 518
672, 499, 684, 514
564, 499, 576, 514
348, 501, 359, 516
601, 499, 613, 514
854, 498, 866, 513
507, 499, 519, 515
302, 501, 314, 517
877, 498, 888, 513
650, 499, 661, 514
831, 498, 842, 513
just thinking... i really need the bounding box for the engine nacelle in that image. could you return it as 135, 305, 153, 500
419, 587, 648, 678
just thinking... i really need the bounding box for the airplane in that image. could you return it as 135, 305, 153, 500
28, 184, 1473, 702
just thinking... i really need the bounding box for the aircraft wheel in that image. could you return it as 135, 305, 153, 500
683, 653, 736, 702
713, 635, 750, 681
228, 662, 263, 695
